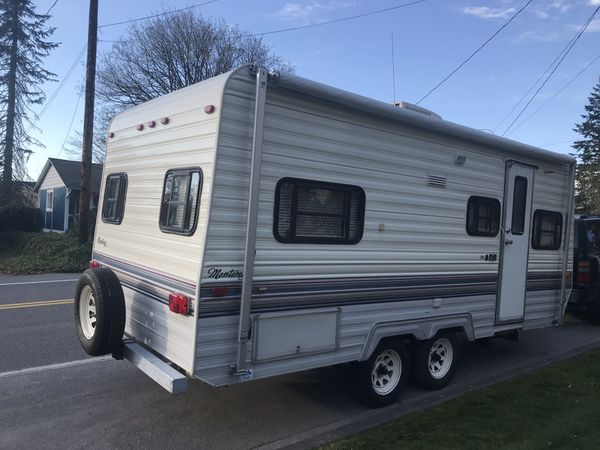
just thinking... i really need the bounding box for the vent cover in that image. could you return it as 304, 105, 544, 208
427, 172, 447, 188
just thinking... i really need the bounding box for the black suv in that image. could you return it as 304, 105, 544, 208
571, 215, 600, 323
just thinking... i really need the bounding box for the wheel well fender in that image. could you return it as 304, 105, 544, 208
358, 314, 474, 362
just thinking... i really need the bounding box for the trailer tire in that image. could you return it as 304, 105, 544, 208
411, 330, 458, 390
354, 339, 410, 408
75, 268, 125, 356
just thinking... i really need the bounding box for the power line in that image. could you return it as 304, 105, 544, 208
493, 12, 595, 133
57, 90, 83, 158
249, 0, 428, 37
415, 0, 534, 105
98, 0, 220, 29
510, 52, 600, 133
45, 0, 58, 15
502, 6, 600, 136
29, 44, 87, 130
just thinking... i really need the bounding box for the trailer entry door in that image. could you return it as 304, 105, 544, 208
497, 161, 534, 324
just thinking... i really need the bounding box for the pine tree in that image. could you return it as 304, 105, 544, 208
0, 0, 58, 203
573, 80, 600, 214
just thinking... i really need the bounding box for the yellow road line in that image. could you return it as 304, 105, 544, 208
0, 299, 74, 310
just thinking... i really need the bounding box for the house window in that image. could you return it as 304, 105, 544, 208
532, 210, 562, 250
466, 196, 501, 237
46, 190, 54, 212
102, 173, 127, 224
159, 168, 202, 235
273, 177, 365, 244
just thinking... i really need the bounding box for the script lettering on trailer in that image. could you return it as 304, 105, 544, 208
207, 267, 243, 280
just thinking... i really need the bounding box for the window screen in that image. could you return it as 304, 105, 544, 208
511, 176, 528, 235
102, 173, 127, 224
532, 210, 562, 250
160, 168, 202, 235
466, 196, 501, 237
274, 178, 365, 244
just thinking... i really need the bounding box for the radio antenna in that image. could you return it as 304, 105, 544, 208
391, 32, 396, 103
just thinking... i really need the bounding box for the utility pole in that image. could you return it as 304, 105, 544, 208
78, 0, 98, 243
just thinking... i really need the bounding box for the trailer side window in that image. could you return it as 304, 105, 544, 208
102, 173, 127, 224
466, 196, 500, 237
160, 168, 202, 235
532, 210, 562, 250
274, 177, 365, 244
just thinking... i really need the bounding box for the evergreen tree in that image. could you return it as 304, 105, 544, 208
573, 80, 600, 214
0, 0, 58, 203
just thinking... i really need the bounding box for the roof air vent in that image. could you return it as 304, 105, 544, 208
394, 101, 442, 119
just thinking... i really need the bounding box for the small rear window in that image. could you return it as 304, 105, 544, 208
102, 173, 127, 224
159, 168, 202, 235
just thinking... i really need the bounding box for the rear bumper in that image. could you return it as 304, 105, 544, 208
122, 341, 188, 394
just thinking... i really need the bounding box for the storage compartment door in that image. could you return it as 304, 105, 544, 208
252, 308, 340, 363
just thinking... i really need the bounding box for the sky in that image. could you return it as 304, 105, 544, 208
26, 0, 600, 179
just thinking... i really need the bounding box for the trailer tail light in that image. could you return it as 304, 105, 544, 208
576, 260, 591, 284
169, 293, 189, 315
88, 260, 101, 269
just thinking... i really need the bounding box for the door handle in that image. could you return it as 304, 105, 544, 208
505, 239, 513, 246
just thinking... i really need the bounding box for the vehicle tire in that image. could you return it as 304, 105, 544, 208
588, 297, 600, 325
354, 339, 410, 408
75, 268, 125, 356
411, 330, 458, 390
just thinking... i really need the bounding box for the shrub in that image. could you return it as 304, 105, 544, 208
0, 231, 91, 274
0, 204, 41, 232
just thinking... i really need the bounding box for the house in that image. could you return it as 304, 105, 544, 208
34, 158, 103, 232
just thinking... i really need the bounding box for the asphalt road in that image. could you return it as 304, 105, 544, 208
2, 273, 600, 449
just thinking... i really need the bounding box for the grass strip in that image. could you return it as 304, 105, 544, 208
324, 349, 600, 450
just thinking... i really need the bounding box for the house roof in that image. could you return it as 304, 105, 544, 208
34, 158, 103, 193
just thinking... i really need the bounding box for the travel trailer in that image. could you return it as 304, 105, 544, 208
75, 65, 575, 407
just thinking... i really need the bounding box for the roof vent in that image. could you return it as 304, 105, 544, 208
394, 101, 442, 119
427, 172, 447, 188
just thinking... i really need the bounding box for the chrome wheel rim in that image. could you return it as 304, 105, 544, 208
79, 285, 97, 340
428, 337, 453, 379
371, 349, 402, 395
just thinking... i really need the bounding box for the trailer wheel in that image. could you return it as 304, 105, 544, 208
411, 331, 458, 390
75, 268, 125, 356
355, 339, 409, 408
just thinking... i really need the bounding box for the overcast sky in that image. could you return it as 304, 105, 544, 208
27, 0, 600, 178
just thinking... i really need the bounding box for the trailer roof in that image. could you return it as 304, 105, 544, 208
271, 70, 575, 166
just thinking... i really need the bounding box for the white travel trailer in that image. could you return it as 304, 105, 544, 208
75, 65, 575, 407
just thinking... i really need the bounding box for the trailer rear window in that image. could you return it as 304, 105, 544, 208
532, 210, 562, 250
274, 178, 365, 244
160, 168, 202, 235
102, 173, 127, 224
466, 196, 501, 237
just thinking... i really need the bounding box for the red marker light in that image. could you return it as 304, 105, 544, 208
108, 132, 114, 139
211, 286, 229, 297
169, 293, 190, 315
204, 105, 216, 114
136, 124, 144, 131
147, 120, 156, 128
160, 117, 170, 125
88, 260, 101, 269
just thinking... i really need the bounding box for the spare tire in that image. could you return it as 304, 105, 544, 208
75, 268, 125, 356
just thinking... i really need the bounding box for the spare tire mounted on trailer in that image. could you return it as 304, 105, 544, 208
75, 268, 126, 356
